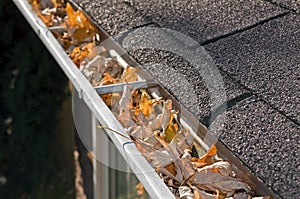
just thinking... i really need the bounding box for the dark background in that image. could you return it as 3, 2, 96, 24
0, 0, 74, 198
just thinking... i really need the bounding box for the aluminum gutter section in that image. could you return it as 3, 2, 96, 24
13, 0, 176, 198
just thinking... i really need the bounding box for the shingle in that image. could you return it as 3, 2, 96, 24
72, 0, 150, 36
119, 26, 249, 124
271, 0, 300, 11
129, 0, 286, 43
211, 96, 300, 198
205, 14, 300, 123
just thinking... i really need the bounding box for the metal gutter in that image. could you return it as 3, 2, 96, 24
13, 0, 176, 198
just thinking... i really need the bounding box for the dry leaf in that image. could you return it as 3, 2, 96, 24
190, 169, 251, 197
156, 165, 178, 182
196, 161, 233, 177
145, 149, 173, 168
130, 126, 153, 140
30, 1, 273, 198
117, 85, 136, 127
193, 187, 217, 199
171, 128, 194, 152
160, 99, 172, 130
120, 66, 139, 83
192, 144, 217, 167
135, 182, 145, 196
179, 157, 195, 180
99, 73, 116, 86
65, 2, 96, 44
32, 1, 53, 26
159, 100, 179, 142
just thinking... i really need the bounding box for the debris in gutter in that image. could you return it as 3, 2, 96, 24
29, 1, 273, 198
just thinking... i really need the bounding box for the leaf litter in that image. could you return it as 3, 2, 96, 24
29, 1, 273, 198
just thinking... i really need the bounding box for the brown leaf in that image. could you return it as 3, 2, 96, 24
156, 165, 178, 182
159, 100, 179, 142
130, 126, 153, 140
160, 99, 172, 130
190, 169, 251, 197
177, 157, 195, 180
193, 187, 218, 199
32, 1, 53, 27
117, 85, 135, 127
69, 45, 89, 67
171, 128, 194, 152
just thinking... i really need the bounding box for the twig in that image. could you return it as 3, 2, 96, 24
98, 125, 132, 141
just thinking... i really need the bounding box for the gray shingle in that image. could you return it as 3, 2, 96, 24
72, 0, 150, 36
129, 0, 286, 43
270, 0, 300, 11
211, 96, 300, 198
205, 14, 300, 123
119, 27, 249, 123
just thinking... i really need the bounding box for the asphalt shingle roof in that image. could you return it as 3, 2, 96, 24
73, 0, 150, 36
128, 0, 286, 43
271, 0, 300, 11
211, 96, 300, 198
206, 13, 300, 123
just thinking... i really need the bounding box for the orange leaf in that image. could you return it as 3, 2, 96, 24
120, 67, 139, 83
135, 182, 145, 196
32, 1, 52, 27
65, 2, 96, 43
99, 73, 116, 85
192, 145, 217, 166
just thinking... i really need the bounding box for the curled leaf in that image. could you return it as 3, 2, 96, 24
190, 169, 251, 197
191, 144, 217, 167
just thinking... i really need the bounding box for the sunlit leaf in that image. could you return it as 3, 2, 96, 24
191, 144, 217, 167
120, 66, 139, 83
65, 2, 96, 44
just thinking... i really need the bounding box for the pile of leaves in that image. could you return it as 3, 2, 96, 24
29, 1, 272, 198
29, 0, 139, 87
109, 86, 270, 199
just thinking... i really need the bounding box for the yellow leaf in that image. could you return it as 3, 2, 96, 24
120, 67, 139, 83
165, 114, 178, 143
